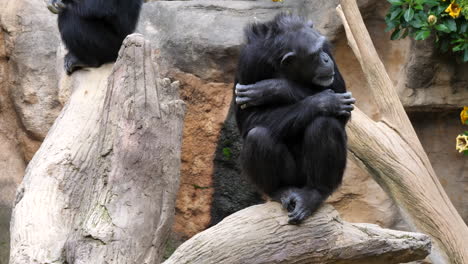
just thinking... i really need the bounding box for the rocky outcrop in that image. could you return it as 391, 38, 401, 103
398, 40, 468, 109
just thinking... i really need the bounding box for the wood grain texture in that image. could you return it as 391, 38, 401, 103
9, 34, 186, 264
164, 203, 430, 264
338, 1, 468, 263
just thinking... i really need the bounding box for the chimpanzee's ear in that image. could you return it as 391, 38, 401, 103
280, 52, 296, 67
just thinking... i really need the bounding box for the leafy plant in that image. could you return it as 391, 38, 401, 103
385, 0, 468, 62
222, 147, 232, 160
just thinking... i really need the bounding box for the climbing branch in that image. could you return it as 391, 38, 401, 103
337, 1, 468, 263
164, 203, 430, 264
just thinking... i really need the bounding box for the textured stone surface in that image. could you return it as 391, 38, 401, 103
2, 0, 62, 140
0, 11, 36, 264
398, 40, 468, 109
410, 111, 468, 223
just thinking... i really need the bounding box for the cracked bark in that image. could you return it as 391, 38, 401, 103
9, 34, 186, 264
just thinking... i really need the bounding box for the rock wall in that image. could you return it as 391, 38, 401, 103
0, 29, 27, 264
0, 0, 467, 262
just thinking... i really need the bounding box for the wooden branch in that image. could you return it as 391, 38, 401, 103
164, 203, 430, 264
336, 5, 361, 62
9, 34, 186, 264
339, 0, 415, 138
338, 1, 468, 263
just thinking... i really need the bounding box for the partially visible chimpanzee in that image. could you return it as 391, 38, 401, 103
234, 14, 355, 224
47, 0, 143, 74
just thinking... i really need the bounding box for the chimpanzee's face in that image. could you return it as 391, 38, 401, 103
280, 24, 335, 87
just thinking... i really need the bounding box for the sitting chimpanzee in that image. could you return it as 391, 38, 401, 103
47, 0, 144, 74
234, 14, 355, 224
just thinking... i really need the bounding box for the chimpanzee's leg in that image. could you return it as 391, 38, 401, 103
302, 116, 347, 195
240, 127, 298, 197
58, 12, 123, 74
284, 116, 346, 224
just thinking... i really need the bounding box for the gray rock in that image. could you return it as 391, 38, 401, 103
398, 38, 468, 109
2, 0, 62, 140
137, 0, 375, 82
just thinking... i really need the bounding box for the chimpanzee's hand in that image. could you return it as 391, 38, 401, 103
47, 0, 67, 14
313, 89, 355, 117
235, 79, 292, 109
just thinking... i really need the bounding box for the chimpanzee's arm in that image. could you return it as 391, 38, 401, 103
236, 72, 347, 109
235, 79, 308, 108
240, 89, 355, 138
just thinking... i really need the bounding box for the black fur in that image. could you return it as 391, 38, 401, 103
55, 0, 143, 73
234, 14, 353, 224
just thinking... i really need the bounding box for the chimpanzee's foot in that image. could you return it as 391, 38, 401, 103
64, 53, 98, 75
273, 187, 324, 225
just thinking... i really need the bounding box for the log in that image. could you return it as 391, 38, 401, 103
9, 34, 186, 264
164, 203, 430, 264
337, 1, 468, 263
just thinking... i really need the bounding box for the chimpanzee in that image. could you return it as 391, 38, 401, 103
47, 0, 143, 74
234, 14, 355, 224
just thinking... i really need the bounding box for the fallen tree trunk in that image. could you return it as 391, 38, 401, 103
337, 1, 468, 263
164, 203, 430, 264
9, 34, 186, 264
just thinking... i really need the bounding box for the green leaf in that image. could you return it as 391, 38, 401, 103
415, 30, 431, 40
425, 0, 439, 6
222, 147, 232, 160
390, 8, 402, 20
452, 38, 465, 43
464, 49, 468, 62
414, 4, 424, 10
391, 28, 402, 40
410, 18, 426, 28
453, 44, 463, 52
388, 0, 404, 5
404, 8, 415, 22
401, 28, 410, 38
445, 19, 457, 32
435, 5, 446, 15
435, 24, 451, 33
385, 19, 400, 32
460, 22, 468, 33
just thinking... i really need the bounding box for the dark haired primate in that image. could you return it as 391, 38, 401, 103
47, 0, 143, 74
234, 14, 355, 224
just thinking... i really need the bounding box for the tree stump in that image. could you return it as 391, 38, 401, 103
9, 34, 186, 264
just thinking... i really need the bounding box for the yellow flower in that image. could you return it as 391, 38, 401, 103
445, 1, 461, 18
272, 0, 283, 2
456, 135, 468, 153
461, 106, 468, 125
